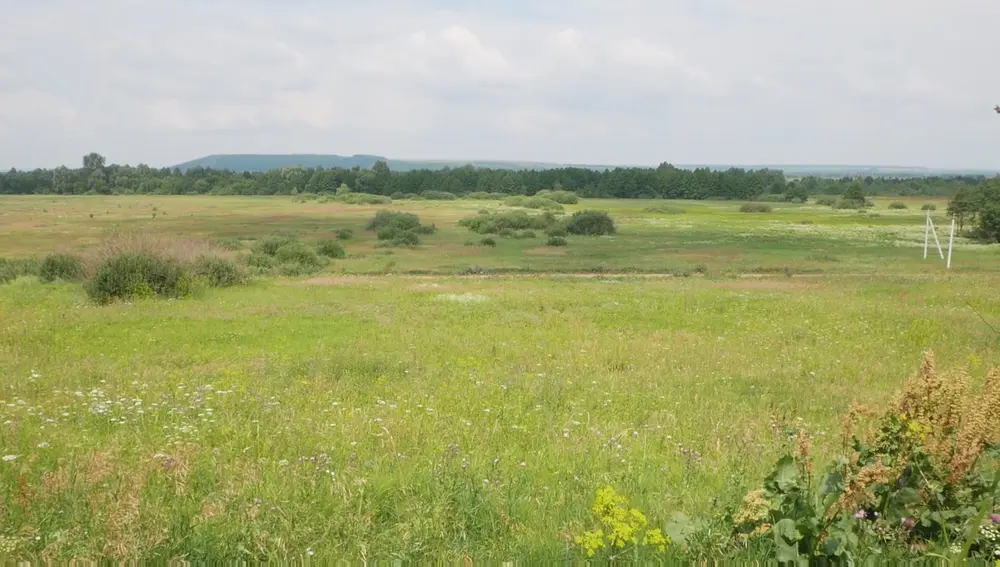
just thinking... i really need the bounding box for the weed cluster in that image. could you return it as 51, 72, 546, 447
39, 254, 85, 283
459, 210, 559, 235
535, 189, 580, 204
367, 210, 436, 248
566, 210, 616, 235
504, 195, 565, 211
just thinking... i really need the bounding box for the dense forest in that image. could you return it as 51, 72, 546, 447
0, 153, 991, 199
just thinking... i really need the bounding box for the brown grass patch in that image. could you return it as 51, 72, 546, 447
708, 278, 825, 291
80, 228, 231, 275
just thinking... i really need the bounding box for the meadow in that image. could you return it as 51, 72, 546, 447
1, 194, 999, 561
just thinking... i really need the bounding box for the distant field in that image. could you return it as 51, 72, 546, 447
1, 195, 999, 561
1, 195, 997, 275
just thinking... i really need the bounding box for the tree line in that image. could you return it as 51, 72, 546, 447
0, 152, 990, 200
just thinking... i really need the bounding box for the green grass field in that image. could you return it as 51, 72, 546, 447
1, 195, 999, 560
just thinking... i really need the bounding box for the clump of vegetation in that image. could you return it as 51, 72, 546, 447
535, 189, 580, 204
249, 236, 325, 275
316, 239, 346, 259
566, 210, 616, 235
421, 191, 458, 201
479, 237, 497, 247
644, 205, 686, 214
504, 195, 565, 211
498, 228, 516, 238
547, 236, 568, 247
39, 253, 85, 283
948, 180, 1000, 241
814, 197, 837, 207
338, 192, 392, 205
274, 241, 322, 268
85, 252, 193, 304
732, 352, 1000, 563
0, 258, 40, 284
367, 210, 436, 248
459, 210, 559, 235
573, 486, 670, 558
889, 201, 908, 210
516, 230, 536, 239
215, 237, 245, 251
546, 226, 568, 238
922, 203, 937, 211
192, 255, 246, 287
336, 228, 354, 240
739, 203, 773, 213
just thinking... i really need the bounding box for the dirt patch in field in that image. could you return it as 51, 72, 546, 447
525, 247, 567, 256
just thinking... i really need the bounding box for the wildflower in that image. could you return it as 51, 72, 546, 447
901, 517, 915, 528
854, 510, 866, 520
992, 514, 1000, 524
2, 455, 18, 462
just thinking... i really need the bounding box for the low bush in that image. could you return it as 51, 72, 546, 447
0, 258, 40, 284
535, 189, 580, 204
85, 252, 193, 304
421, 190, 458, 201
247, 251, 277, 269
274, 241, 322, 268
545, 226, 568, 238
516, 230, 536, 239
215, 237, 245, 251
889, 201, 908, 210
39, 253, 85, 283
644, 205, 686, 214
504, 195, 564, 211
316, 239, 346, 259
464, 191, 507, 200
814, 197, 837, 207
192, 256, 246, 287
336, 228, 354, 240
922, 203, 937, 211
367, 210, 424, 232
338, 192, 392, 205
547, 236, 568, 247
459, 210, 559, 235
498, 228, 516, 238
376, 230, 420, 248
255, 236, 296, 257
739, 203, 773, 213
479, 237, 497, 247
565, 210, 616, 235
390, 192, 406, 200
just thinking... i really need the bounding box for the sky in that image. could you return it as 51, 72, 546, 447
1, 0, 999, 170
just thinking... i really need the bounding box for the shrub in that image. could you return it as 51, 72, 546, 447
921, 203, 937, 211
421, 191, 458, 201
545, 226, 568, 238
316, 239, 346, 259
739, 203, 773, 213
547, 236, 568, 247
390, 192, 406, 200
376, 230, 420, 248
193, 256, 246, 287
338, 192, 392, 205
889, 201, 908, 210
644, 205, 686, 214
39, 253, 85, 283
336, 228, 354, 240
85, 252, 193, 304
459, 210, 559, 234
814, 197, 837, 207
535, 189, 580, 204
255, 236, 297, 257
465, 192, 506, 200
504, 195, 564, 211
464, 239, 477, 246
367, 210, 423, 232
0, 258, 40, 284
565, 210, 616, 235
247, 251, 277, 269
274, 241, 322, 268
516, 230, 536, 239
215, 237, 244, 251
498, 228, 516, 238
479, 237, 497, 247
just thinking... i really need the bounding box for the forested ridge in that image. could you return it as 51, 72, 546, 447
0, 152, 990, 199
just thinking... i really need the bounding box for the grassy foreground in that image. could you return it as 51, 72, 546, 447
1, 195, 1000, 560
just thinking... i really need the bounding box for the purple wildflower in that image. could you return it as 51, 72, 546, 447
854, 510, 866, 520
991, 513, 1000, 524
901, 517, 915, 528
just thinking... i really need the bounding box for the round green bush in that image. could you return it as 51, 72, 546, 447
498, 228, 516, 238
193, 256, 246, 287
547, 236, 568, 247
274, 241, 321, 267
565, 210, 616, 235
921, 203, 937, 211
39, 253, 85, 283
336, 229, 354, 240
545, 226, 568, 237
480, 237, 497, 247
85, 252, 192, 304
889, 202, 907, 210
739, 203, 773, 213
316, 239, 346, 259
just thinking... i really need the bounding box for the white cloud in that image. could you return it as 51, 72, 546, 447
0, 0, 998, 169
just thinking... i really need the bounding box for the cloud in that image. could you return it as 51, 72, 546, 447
0, 0, 998, 169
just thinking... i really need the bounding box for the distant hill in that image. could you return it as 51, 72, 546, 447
171, 154, 998, 178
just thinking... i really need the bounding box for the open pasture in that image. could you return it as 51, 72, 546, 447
1, 195, 1000, 560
